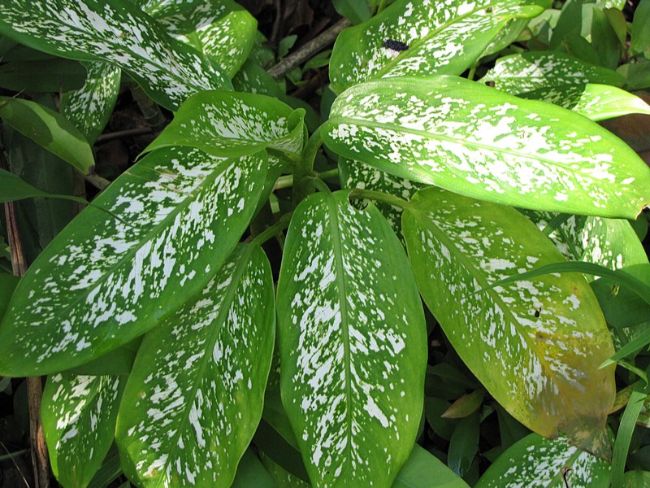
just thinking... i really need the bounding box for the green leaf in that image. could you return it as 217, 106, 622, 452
332, 0, 372, 24
0, 58, 86, 92
625, 471, 650, 487
394, 445, 469, 488
145, 90, 306, 159
232, 59, 284, 97
147, 2, 257, 78
41, 374, 126, 488
329, 0, 545, 93
62, 62, 121, 143
619, 60, 650, 91
475, 433, 610, 487
276, 190, 427, 487
442, 390, 484, 419
116, 243, 275, 487
612, 388, 649, 487
0, 168, 86, 205
0, 147, 267, 376
524, 211, 649, 275
632, 0, 650, 58
231, 450, 276, 488
559, 84, 650, 121
259, 451, 310, 488
0, 97, 94, 173
0, 273, 18, 319
0, 0, 231, 110
402, 188, 616, 452
483, 51, 624, 92
323, 75, 650, 218
448, 413, 480, 477
339, 158, 423, 236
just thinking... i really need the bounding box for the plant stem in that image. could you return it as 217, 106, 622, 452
250, 212, 293, 246
349, 188, 412, 209
274, 168, 339, 191
267, 19, 351, 79
467, 63, 478, 81
292, 126, 324, 204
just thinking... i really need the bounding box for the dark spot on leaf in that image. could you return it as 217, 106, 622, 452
383, 39, 409, 52
534, 308, 541, 318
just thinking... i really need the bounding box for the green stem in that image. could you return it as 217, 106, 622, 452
306, 176, 331, 194
467, 63, 478, 81
293, 126, 324, 204
349, 188, 412, 209
377, 0, 388, 13
250, 212, 293, 247
274, 168, 339, 191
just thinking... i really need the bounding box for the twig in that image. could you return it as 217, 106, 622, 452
0, 442, 30, 488
0, 148, 50, 488
267, 18, 351, 79
96, 127, 153, 143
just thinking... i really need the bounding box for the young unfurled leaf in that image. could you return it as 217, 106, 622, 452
330, 0, 546, 93
0, 0, 231, 110
41, 374, 126, 488
402, 188, 616, 453
0, 147, 267, 376
277, 190, 427, 487
323, 76, 650, 218
145, 90, 306, 159
0, 97, 94, 173
475, 434, 610, 487
61, 62, 121, 143
117, 243, 275, 487
145, 0, 257, 78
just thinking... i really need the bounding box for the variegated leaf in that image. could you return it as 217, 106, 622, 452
277, 190, 427, 487
62, 62, 121, 143
482, 52, 625, 94
329, 0, 545, 93
0, 147, 267, 376
475, 434, 610, 487
402, 188, 616, 452
147, 1, 257, 78
145, 90, 305, 159
116, 243, 274, 487
339, 158, 422, 236
323, 75, 650, 218
524, 211, 648, 275
41, 374, 126, 488
0, 0, 230, 110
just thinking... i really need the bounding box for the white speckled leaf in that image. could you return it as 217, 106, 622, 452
116, 243, 274, 487
330, 0, 546, 93
0, 147, 267, 376
148, 1, 257, 78
276, 190, 427, 487
475, 433, 610, 487
482, 52, 625, 94
323, 75, 650, 218
145, 90, 305, 159
61, 62, 121, 143
0, 0, 231, 110
339, 158, 423, 236
41, 374, 126, 488
402, 188, 616, 452
524, 211, 649, 276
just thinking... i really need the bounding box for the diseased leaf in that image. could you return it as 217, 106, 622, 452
402, 188, 616, 452
145, 90, 305, 159
475, 433, 610, 487
0, 0, 231, 110
323, 75, 650, 218
41, 374, 126, 488
148, 2, 257, 78
0, 97, 94, 173
330, 0, 545, 93
117, 243, 275, 487
0, 147, 267, 376
62, 62, 121, 143
339, 158, 422, 236
277, 190, 427, 487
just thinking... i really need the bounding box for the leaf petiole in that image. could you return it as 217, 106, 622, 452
348, 188, 413, 210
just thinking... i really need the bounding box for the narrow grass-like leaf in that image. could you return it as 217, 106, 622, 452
62, 62, 121, 143
475, 433, 610, 487
324, 76, 650, 218
277, 190, 427, 487
0, 0, 231, 110
41, 374, 126, 488
145, 90, 305, 159
0, 97, 94, 173
329, 0, 547, 93
611, 388, 648, 487
0, 147, 267, 376
116, 243, 275, 487
403, 188, 616, 452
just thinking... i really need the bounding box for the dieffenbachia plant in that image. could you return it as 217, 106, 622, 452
0, 0, 649, 486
